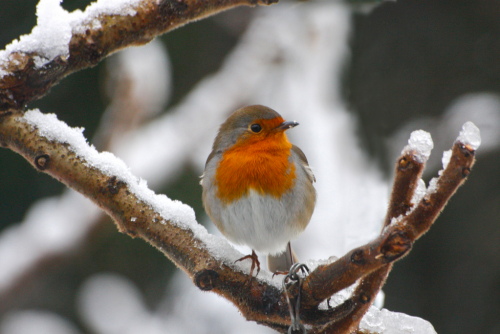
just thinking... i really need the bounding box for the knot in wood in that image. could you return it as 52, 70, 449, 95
195, 269, 219, 291
350, 249, 365, 265
105, 176, 125, 195
380, 231, 412, 262
460, 144, 475, 157
359, 292, 371, 304
35, 154, 50, 170
397, 156, 410, 170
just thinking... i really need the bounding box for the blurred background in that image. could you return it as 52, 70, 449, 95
0, 0, 499, 333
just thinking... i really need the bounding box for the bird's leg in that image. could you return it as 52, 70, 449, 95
271, 242, 295, 277
235, 250, 261, 279
272, 270, 289, 278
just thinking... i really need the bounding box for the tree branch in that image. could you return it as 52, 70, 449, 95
301, 151, 425, 309
301, 141, 475, 308
0, 0, 278, 111
303, 140, 476, 333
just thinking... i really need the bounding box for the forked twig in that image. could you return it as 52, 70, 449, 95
301, 137, 477, 333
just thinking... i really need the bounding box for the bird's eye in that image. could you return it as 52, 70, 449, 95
250, 124, 262, 133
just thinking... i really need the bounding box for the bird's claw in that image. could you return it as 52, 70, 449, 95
235, 250, 260, 282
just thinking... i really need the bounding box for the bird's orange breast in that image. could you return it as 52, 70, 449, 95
215, 132, 296, 204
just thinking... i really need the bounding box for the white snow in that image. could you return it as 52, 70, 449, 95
0, 0, 72, 76
427, 177, 439, 194
456, 121, 481, 150
401, 130, 434, 163
108, 40, 171, 117
441, 149, 452, 170
0, 39, 173, 292
21, 109, 253, 276
313, 273, 434, 333
390, 214, 404, 227
80, 0, 140, 18
411, 179, 427, 207
381, 214, 405, 234
387, 93, 499, 176
78, 273, 150, 334
360, 308, 436, 334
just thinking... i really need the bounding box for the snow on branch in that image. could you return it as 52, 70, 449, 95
0, 0, 278, 110
0, 39, 172, 293
6, 109, 248, 268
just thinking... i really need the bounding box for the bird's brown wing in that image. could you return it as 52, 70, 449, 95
291, 144, 316, 183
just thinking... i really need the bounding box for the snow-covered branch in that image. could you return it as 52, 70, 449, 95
0, 0, 277, 110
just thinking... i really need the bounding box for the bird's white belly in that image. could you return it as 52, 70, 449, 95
218, 189, 303, 255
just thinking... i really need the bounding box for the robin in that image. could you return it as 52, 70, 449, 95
201, 105, 316, 277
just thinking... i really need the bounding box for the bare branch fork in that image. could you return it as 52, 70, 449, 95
0, 0, 479, 333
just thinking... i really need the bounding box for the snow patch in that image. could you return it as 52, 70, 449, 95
0, 0, 72, 75
0, 310, 81, 334
360, 308, 437, 334
456, 121, 481, 150
441, 149, 452, 170
0, 0, 141, 77
401, 130, 433, 163
20, 109, 254, 275
427, 177, 439, 195
411, 179, 427, 207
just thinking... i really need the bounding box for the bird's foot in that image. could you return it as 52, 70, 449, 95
271, 270, 289, 278
274, 262, 309, 279
235, 250, 260, 282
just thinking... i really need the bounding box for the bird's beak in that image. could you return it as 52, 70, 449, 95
277, 121, 299, 131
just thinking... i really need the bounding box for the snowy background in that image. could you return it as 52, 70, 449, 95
0, 0, 500, 333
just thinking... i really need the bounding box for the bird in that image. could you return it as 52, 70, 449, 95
200, 105, 316, 278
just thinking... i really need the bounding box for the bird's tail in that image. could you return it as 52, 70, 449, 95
267, 242, 298, 272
